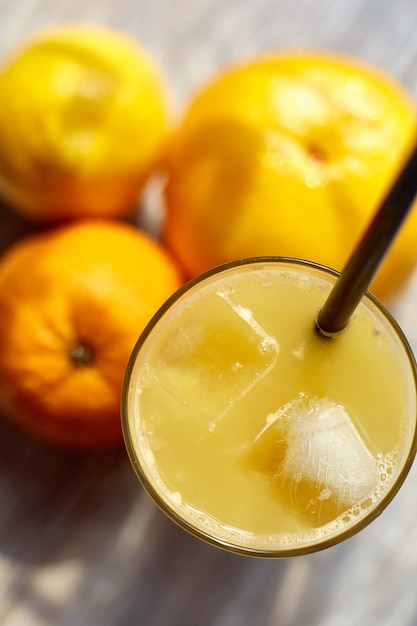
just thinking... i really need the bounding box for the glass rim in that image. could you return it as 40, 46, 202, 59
121, 256, 417, 558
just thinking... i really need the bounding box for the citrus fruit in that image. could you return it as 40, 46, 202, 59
0, 220, 183, 448
163, 52, 417, 301
0, 25, 170, 221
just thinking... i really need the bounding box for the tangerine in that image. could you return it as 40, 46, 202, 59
0, 220, 183, 448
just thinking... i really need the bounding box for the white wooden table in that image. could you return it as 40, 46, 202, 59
2, 1, 417, 624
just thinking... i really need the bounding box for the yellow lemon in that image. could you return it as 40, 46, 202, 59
163, 52, 417, 301
0, 25, 170, 221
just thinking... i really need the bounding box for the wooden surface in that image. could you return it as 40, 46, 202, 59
2, 1, 417, 624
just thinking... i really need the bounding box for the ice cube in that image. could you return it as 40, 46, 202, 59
143, 291, 279, 426
248, 393, 380, 520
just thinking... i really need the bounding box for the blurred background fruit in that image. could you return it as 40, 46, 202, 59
0, 25, 171, 221
0, 219, 183, 448
163, 52, 417, 301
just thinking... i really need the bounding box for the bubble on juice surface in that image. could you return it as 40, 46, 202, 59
170, 491, 182, 506
249, 393, 381, 522
291, 340, 306, 360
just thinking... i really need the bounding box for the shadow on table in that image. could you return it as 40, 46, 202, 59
0, 197, 44, 254
0, 416, 135, 564
112, 511, 290, 626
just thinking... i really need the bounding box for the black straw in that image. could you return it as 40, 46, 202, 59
317, 141, 417, 334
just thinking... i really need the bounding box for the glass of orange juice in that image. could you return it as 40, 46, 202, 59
121, 257, 417, 557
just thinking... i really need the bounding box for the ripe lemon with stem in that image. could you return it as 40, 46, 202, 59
163, 52, 417, 301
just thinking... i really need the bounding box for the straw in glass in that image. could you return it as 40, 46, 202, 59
317, 141, 417, 335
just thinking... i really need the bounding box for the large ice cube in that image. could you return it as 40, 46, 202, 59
249, 393, 380, 519
141, 290, 279, 427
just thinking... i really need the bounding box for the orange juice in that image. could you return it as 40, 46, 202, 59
122, 258, 417, 556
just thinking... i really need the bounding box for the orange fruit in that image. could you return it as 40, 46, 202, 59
163, 52, 417, 301
0, 220, 183, 448
0, 25, 170, 221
